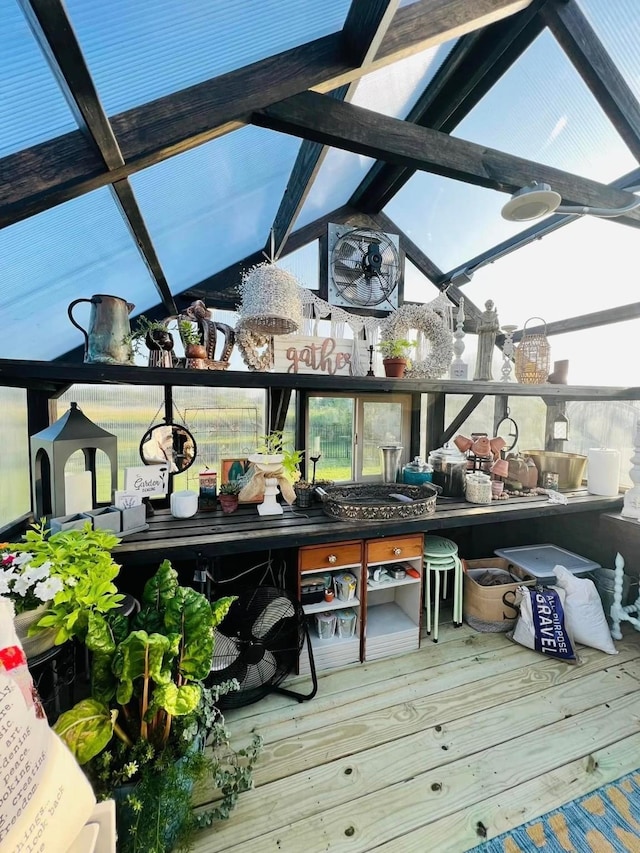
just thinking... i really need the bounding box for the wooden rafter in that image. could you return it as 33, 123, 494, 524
351, 3, 544, 212
254, 91, 640, 228
542, 0, 640, 164
508, 303, 640, 343
17, 0, 177, 314
0, 0, 530, 229
268, 0, 399, 260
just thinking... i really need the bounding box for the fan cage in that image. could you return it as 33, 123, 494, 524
329, 227, 400, 309
207, 587, 306, 708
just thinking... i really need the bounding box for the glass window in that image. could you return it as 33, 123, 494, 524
442, 395, 546, 456
56, 385, 165, 499
308, 396, 355, 483
578, 0, 640, 103
65, 0, 352, 115
1, 2, 78, 156
0, 188, 160, 361
0, 387, 30, 530
129, 127, 300, 294
566, 399, 640, 488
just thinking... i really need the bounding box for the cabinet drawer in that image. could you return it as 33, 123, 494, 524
300, 541, 362, 572
366, 535, 423, 564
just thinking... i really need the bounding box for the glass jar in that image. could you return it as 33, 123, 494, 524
402, 456, 433, 485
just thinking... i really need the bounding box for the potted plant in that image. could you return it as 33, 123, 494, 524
293, 480, 315, 508
126, 315, 174, 356
377, 338, 414, 378
0, 520, 123, 654
218, 481, 241, 513
53, 559, 261, 853
179, 320, 207, 360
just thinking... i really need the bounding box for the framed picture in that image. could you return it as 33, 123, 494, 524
220, 458, 259, 503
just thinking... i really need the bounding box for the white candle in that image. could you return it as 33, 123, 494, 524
65, 471, 93, 515
587, 448, 620, 497
313, 436, 321, 455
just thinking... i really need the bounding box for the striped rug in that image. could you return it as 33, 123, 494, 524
471, 770, 640, 852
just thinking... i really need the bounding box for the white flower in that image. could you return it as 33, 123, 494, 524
12, 552, 34, 566
66, 577, 77, 587
0, 577, 11, 595
26, 563, 51, 582
12, 575, 32, 597
34, 576, 64, 602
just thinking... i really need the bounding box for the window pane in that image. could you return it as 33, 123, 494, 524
0, 387, 30, 529
66, 0, 351, 115
308, 397, 354, 483
578, 0, 640, 103
362, 402, 404, 477
566, 399, 640, 488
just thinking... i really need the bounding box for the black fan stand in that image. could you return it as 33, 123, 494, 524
274, 620, 318, 703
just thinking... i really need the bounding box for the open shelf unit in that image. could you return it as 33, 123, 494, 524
364, 534, 424, 662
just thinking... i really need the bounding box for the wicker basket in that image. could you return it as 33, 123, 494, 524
515, 317, 550, 384
240, 264, 302, 336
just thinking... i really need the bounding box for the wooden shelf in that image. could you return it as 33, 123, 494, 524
303, 597, 360, 615
1, 358, 639, 400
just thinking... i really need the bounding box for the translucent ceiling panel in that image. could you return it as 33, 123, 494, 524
384, 171, 524, 271
404, 258, 440, 304
129, 127, 300, 292
1, 1, 78, 156
453, 30, 636, 183
296, 41, 454, 231
545, 319, 640, 387
461, 214, 640, 329
278, 242, 320, 291
0, 188, 159, 361
578, 0, 640, 103
65, 0, 351, 115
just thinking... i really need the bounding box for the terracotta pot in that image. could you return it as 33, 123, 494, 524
219, 494, 239, 514
185, 343, 207, 360
383, 357, 408, 378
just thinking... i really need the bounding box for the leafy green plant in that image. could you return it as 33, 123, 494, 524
54, 560, 261, 853
377, 338, 414, 359
5, 520, 123, 643
178, 319, 202, 347
256, 430, 285, 455
256, 431, 304, 481
125, 315, 172, 355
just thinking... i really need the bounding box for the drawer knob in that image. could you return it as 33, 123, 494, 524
393, 547, 402, 556
328, 554, 337, 564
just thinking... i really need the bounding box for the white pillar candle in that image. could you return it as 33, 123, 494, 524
64, 471, 93, 514
587, 448, 620, 496
313, 436, 321, 455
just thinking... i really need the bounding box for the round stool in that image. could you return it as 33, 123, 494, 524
424, 536, 463, 642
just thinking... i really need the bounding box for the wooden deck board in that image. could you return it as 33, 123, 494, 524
193, 629, 640, 852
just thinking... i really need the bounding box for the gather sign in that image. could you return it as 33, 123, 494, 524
273, 335, 368, 376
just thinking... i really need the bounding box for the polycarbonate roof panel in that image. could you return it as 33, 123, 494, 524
129, 126, 300, 292
453, 29, 636, 182
296, 41, 455, 231
65, 0, 351, 116
463, 213, 640, 329
549, 319, 640, 387
278, 242, 320, 291
1, 2, 78, 156
578, 0, 640, 103
404, 258, 440, 303
0, 188, 159, 361
384, 171, 524, 271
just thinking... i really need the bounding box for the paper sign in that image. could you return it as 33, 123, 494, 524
123, 465, 169, 497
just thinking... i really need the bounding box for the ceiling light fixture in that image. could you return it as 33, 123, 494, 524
501, 181, 640, 222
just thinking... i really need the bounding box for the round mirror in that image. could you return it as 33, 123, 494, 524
139, 423, 197, 473
495, 416, 519, 452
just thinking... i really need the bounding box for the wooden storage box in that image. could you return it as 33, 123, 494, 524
463, 558, 536, 633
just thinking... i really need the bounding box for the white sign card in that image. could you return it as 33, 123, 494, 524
123, 464, 169, 497
272, 335, 369, 377
114, 490, 143, 509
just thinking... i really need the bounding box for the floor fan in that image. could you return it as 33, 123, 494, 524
207, 586, 317, 708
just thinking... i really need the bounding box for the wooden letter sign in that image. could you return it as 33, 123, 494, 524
273, 335, 367, 377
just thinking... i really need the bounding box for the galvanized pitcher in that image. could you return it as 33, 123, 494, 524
68, 294, 135, 364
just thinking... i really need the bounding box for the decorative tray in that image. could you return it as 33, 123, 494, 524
317, 483, 439, 522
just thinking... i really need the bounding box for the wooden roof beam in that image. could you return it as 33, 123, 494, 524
542, 0, 640, 164
0, 0, 531, 229
254, 91, 640, 228
351, 3, 545, 212
267, 0, 399, 260
17, 0, 178, 314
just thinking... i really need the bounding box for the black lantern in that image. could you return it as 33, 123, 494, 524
30, 402, 118, 519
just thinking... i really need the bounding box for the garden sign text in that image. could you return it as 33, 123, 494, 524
273, 335, 367, 376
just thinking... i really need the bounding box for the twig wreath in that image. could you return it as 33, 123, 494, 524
381, 304, 453, 379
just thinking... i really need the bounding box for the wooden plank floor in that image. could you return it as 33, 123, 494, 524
192, 618, 640, 853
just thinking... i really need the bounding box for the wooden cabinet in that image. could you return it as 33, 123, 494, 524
364, 534, 424, 662
298, 533, 424, 673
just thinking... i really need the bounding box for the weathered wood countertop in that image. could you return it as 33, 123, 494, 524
114, 490, 622, 563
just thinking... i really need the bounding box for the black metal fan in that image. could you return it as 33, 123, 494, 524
329, 226, 400, 309
207, 586, 317, 708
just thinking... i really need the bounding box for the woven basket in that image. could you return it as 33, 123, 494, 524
515, 317, 550, 384
240, 264, 302, 336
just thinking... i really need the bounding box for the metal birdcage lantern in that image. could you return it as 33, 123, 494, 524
514, 317, 551, 384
